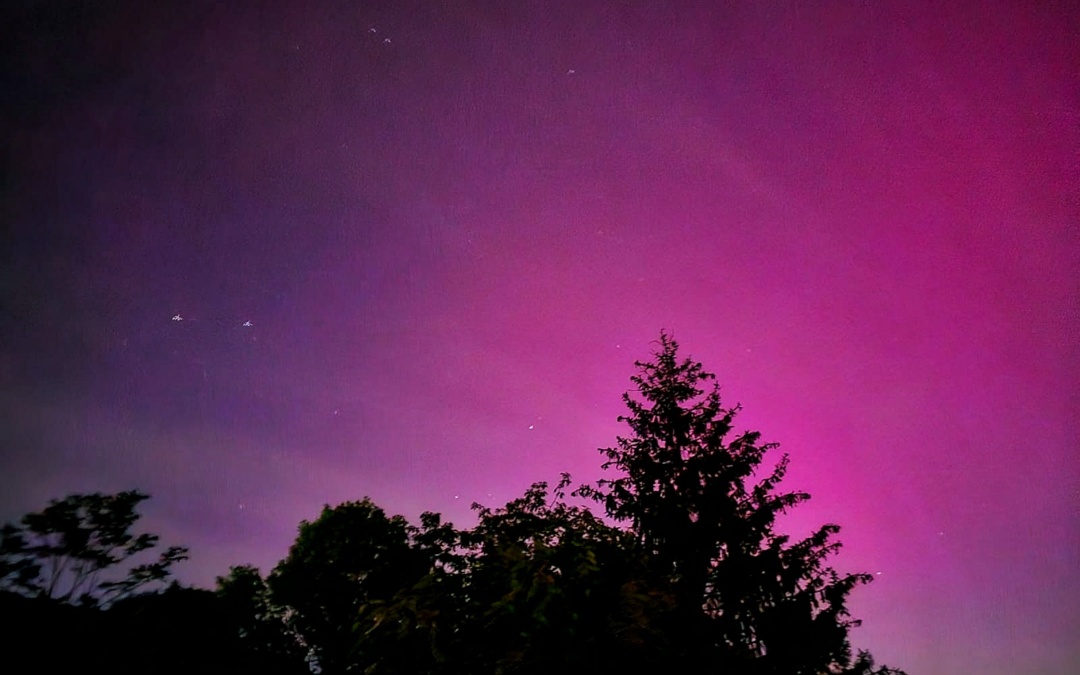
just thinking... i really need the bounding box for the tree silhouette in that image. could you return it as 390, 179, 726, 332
576, 331, 905, 674
105, 583, 264, 675
216, 565, 309, 673
0, 490, 187, 607
349, 509, 467, 674
268, 498, 429, 674
352, 477, 674, 675
4, 335, 906, 674
251, 332, 906, 674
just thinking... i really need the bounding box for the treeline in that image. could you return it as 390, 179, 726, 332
0, 333, 906, 675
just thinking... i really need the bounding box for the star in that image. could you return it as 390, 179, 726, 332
172, 314, 183, 321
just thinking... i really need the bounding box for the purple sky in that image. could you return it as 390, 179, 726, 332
2, 2, 1077, 673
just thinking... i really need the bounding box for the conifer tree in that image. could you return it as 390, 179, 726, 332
578, 332, 904, 674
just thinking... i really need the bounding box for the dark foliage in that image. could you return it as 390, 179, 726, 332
267, 498, 432, 673
7, 333, 906, 674
353, 478, 672, 675
575, 332, 901, 674
255, 332, 905, 675
0, 584, 310, 675
0, 490, 187, 607
0, 590, 104, 672
217, 564, 310, 670
0, 493, 307, 674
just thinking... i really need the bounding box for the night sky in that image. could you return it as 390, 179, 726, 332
2, 1, 1077, 673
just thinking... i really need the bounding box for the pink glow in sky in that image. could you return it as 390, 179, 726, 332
2, 2, 1077, 673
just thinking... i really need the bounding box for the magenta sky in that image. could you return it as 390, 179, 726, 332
2, 2, 1077, 673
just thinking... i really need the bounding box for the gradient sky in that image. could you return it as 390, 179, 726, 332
2, 1, 1077, 673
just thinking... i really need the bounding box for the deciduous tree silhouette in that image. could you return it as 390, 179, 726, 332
0, 490, 188, 607
268, 498, 429, 674
353, 478, 672, 675
217, 565, 309, 673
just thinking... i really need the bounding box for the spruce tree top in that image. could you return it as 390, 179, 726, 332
579, 331, 903, 674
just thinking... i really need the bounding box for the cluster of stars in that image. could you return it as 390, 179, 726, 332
171, 314, 253, 328
368, 26, 392, 45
